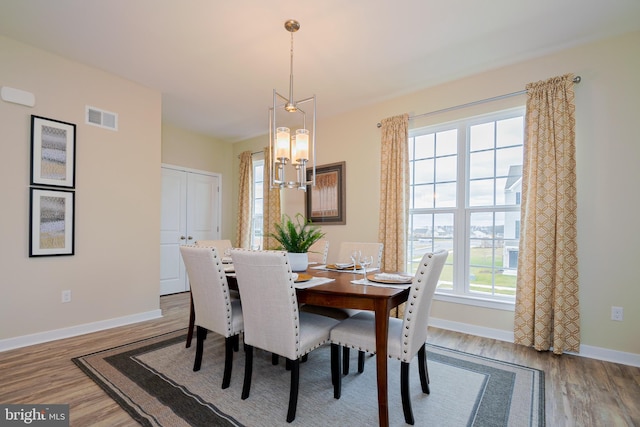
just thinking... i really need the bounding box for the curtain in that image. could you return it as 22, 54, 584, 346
235, 151, 253, 249
378, 113, 409, 272
513, 74, 580, 354
262, 146, 281, 250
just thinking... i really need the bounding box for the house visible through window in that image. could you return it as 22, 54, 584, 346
407, 107, 524, 303
251, 158, 264, 250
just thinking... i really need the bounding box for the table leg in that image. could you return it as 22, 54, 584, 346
374, 300, 391, 427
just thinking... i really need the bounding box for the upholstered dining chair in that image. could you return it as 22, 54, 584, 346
307, 239, 329, 265
329, 249, 448, 425
184, 239, 235, 348
179, 245, 244, 389
230, 249, 339, 423
333, 241, 385, 374
336, 241, 384, 269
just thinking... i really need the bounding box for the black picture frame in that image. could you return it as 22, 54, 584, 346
29, 188, 75, 257
30, 115, 76, 188
306, 161, 346, 225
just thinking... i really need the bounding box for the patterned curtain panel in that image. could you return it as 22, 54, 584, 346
378, 113, 409, 272
235, 151, 253, 249
262, 146, 281, 250
514, 74, 580, 354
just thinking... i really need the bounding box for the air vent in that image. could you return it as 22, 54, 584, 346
86, 106, 118, 130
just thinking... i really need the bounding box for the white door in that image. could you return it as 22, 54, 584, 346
160, 166, 220, 295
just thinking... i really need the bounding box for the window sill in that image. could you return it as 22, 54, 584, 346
433, 292, 515, 311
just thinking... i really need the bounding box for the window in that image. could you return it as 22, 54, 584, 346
251, 158, 264, 250
407, 108, 524, 304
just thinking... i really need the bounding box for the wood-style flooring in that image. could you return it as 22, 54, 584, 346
0, 292, 638, 426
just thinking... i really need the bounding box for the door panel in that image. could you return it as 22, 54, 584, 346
160, 167, 221, 295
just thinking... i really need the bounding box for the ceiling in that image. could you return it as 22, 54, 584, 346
2, 0, 640, 143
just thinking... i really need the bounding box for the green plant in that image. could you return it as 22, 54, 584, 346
270, 213, 325, 253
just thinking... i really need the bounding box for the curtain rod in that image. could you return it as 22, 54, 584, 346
376, 75, 581, 128
237, 150, 262, 159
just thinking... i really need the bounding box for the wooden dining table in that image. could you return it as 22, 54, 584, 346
295, 267, 410, 427
223, 265, 409, 427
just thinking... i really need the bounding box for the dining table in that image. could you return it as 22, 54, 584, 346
298, 267, 409, 427
227, 265, 410, 427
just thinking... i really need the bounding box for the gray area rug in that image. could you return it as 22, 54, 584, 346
73, 330, 544, 426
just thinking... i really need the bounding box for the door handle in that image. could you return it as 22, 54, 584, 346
180, 236, 186, 240
187, 236, 193, 240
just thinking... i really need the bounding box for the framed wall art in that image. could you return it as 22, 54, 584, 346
29, 188, 75, 257
30, 115, 76, 188
305, 161, 346, 225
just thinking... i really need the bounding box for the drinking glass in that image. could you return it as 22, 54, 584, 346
360, 255, 373, 282
350, 250, 361, 273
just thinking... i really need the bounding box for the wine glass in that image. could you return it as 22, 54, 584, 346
350, 250, 361, 273
360, 255, 373, 282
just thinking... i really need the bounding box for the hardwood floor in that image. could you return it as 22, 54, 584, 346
1, 292, 638, 426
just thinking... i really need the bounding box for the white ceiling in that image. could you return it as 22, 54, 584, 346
2, 0, 640, 143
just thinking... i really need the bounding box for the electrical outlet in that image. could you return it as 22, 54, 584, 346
61, 290, 72, 303
611, 306, 623, 321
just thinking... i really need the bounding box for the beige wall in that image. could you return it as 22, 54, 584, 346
161, 123, 235, 242
233, 31, 640, 356
0, 36, 162, 341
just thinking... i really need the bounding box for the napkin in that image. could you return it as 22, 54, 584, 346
350, 278, 411, 289
374, 273, 413, 282
294, 277, 335, 289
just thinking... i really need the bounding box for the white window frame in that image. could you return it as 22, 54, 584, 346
408, 107, 525, 311
250, 157, 264, 250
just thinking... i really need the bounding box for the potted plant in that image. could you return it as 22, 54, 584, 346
270, 213, 325, 271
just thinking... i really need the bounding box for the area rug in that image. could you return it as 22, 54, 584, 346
73, 330, 544, 427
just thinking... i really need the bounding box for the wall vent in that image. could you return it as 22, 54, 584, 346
86, 106, 118, 131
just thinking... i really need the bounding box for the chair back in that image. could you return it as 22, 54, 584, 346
307, 239, 329, 264
230, 249, 301, 360
180, 245, 240, 337
401, 249, 448, 362
337, 242, 384, 268
195, 239, 232, 256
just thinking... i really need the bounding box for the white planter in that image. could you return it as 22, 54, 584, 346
287, 252, 309, 272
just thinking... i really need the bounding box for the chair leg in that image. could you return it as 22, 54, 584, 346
241, 344, 253, 400
286, 358, 300, 423
418, 344, 430, 394
272, 353, 279, 365
233, 334, 239, 352
401, 361, 415, 425
193, 326, 206, 371
185, 293, 195, 348
222, 336, 234, 389
331, 344, 342, 399
357, 350, 365, 373
342, 347, 350, 375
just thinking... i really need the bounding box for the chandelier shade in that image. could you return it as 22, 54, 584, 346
269, 19, 316, 191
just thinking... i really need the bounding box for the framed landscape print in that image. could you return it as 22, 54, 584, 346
305, 161, 346, 225
29, 188, 75, 257
30, 115, 76, 188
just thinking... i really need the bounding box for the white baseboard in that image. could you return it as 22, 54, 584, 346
429, 316, 640, 368
0, 309, 163, 353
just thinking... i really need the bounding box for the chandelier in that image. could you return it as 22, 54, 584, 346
269, 19, 316, 191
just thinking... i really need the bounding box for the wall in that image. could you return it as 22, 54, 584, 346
232, 31, 640, 358
161, 123, 235, 242
0, 36, 162, 345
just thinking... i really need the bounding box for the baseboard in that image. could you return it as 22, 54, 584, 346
0, 309, 163, 353
429, 316, 640, 368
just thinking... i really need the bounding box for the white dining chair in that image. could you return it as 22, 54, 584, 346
329, 249, 448, 425
332, 241, 385, 374
230, 249, 340, 423
184, 239, 235, 348
307, 239, 329, 264
179, 245, 244, 389
336, 241, 384, 269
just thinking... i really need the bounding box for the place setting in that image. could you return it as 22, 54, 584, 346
291, 272, 335, 289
